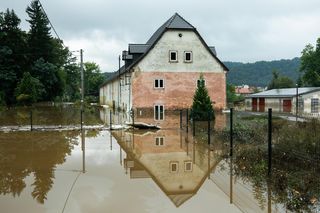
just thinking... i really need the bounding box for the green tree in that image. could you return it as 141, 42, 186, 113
226, 84, 244, 104
300, 38, 320, 86
63, 59, 80, 101
15, 72, 44, 105
0, 9, 27, 105
26, 0, 53, 64
31, 58, 63, 101
267, 70, 294, 90
191, 74, 214, 121
84, 62, 105, 98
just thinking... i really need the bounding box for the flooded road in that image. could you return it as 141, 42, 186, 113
1, 106, 319, 212
0, 129, 240, 213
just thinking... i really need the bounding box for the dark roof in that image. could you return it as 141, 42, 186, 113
209, 46, 217, 56
146, 13, 195, 45
246, 87, 320, 98
101, 13, 229, 87
129, 44, 149, 53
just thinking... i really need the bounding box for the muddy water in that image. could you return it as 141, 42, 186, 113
0, 105, 102, 126
0, 129, 241, 213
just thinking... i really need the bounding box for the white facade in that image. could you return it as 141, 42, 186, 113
136, 30, 225, 73
99, 73, 132, 112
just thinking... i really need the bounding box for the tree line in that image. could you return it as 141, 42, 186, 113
226, 37, 320, 102
0, 0, 105, 106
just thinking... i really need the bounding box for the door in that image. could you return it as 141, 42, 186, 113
252, 98, 257, 112
259, 98, 265, 112
283, 100, 292, 112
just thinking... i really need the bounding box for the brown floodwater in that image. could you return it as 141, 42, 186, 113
0, 105, 102, 126
1, 107, 318, 212
0, 129, 242, 213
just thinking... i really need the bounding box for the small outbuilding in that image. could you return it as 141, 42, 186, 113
245, 87, 320, 117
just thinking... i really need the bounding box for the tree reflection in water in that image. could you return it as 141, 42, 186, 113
0, 131, 79, 203
228, 145, 320, 212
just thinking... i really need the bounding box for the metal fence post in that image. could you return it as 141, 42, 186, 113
30, 110, 33, 131
132, 109, 135, 126
230, 108, 233, 156
186, 109, 189, 133
208, 111, 211, 145
80, 109, 83, 130
180, 110, 182, 129
268, 108, 272, 176
109, 110, 112, 129
193, 119, 196, 137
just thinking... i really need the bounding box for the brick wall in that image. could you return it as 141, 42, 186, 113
132, 71, 226, 110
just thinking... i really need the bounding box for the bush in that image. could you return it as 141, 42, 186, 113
15, 72, 44, 105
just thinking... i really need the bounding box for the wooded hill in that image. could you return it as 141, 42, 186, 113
225, 57, 300, 87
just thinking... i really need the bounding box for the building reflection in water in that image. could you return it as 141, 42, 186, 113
111, 129, 223, 207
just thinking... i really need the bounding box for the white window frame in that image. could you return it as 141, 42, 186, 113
184, 161, 193, 172
311, 98, 319, 113
154, 105, 164, 120
170, 161, 179, 173
169, 50, 178, 62
184, 51, 193, 63
155, 137, 165, 146
154, 79, 164, 89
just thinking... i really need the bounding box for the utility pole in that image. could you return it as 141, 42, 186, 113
118, 55, 121, 111
296, 84, 298, 122
80, 49, 84, 129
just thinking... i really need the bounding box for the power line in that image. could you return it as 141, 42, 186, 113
36, 0, 80, 59
37, 0, 65, 47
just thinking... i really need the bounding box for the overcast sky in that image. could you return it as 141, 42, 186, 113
1, 0, 320, 72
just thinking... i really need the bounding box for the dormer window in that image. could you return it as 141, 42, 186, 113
169, 50, 178, 62
184, 51, 192, 63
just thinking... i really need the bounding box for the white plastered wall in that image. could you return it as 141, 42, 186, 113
135, 30, 225, 73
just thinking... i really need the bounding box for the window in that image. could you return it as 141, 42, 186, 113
154, 105, 164, 120
311, 98, 319, 113
197, 79, 206, 87
154, 79, 164, 88
184, 51, 192, 63
169, 50, 178, 62
155, 137, 165, 146
184, 161, 193, 172
170, 161, 179, 173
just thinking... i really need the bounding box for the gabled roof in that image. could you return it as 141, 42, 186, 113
101, 13, 229, 87
247, 87, 320, 98
146, 13, 195, 45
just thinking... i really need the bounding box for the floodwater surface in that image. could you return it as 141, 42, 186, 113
0, 129, 241, 213
1, 107, 318, 212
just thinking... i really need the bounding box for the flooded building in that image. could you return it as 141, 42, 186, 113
245, 87, 320, 117
99, 13, 229, 121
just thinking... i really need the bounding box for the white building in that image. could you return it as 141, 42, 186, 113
245, 87, 320, 117
99, 13, 228, 118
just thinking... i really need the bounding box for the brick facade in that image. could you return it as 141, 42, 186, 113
132, 71, 226, 111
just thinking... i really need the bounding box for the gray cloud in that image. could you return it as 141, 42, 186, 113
1, 0, 320, 71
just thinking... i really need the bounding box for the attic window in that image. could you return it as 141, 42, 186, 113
184, 51, 192, 63
169, 50, 178, 62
